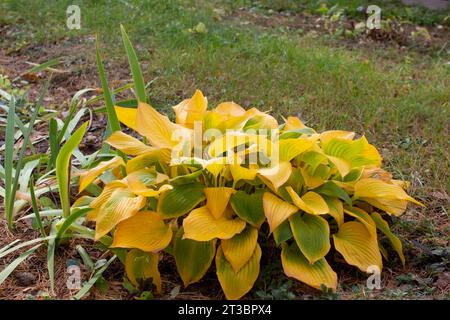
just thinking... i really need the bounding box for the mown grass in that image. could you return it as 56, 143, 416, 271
0, 0, 448, 209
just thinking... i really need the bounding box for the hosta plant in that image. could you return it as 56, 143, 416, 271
72, 89, 422, 299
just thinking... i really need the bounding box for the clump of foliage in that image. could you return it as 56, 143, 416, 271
71, 28, 421, 300
1, 26, 422, 300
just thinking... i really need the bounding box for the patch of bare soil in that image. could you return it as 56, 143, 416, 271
228, 8, 449, 55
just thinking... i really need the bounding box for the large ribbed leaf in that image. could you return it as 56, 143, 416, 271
204, 187, 235, 219
183, 206, 246, 241
314, 181, 351, 206
286, 187, 329, 215
106, 131, 154, 155
112, 211, 172, 252
263, 192, 298, 233
333, 221, 382, 272
222, 226, 258, 272
289, 213, 330, 264
273, 220, 293, 245
230, 190, 265, 228
216, 244, 261, 300
157, 182, 205, 218
281, 242, 337, 291
174, 227, 216, 287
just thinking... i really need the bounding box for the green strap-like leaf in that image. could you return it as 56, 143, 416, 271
56, 122, 88, 217
0, 244, 42, 286
74, 255, 117, 300
121, 25, 146, 102
96, 37, 121, 134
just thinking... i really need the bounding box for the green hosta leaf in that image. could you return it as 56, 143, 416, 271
173, 227, 216, 287
273, 220, 293, 245
216, 244, 261, 300
281, 242, 337, 291
230, 190, 265, 228
170, 170, 202, 185
157, 182, 205, 218
289, 213, 330, 264
371, 212, 405, 266
56, 122, 88, 217
125, 249, 161, 293
313, 181, 352, 206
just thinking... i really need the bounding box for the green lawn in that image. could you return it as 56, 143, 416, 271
1, 0, 449, 248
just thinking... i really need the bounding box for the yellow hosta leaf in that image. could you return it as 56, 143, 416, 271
106, 131, 154, 155
354, 178, 423, 216
204, 187, 235, 219
204, 157, 227, 178
284, 116, 306, 131
125, 249, 161, 293
262, 192, 298, 233
333, 221, 382, 272
285, 187, 329, 215
281, 242, 337, 292
216, 244, 261, 300
222, 227, 258, 272
323, 136, 382, 176
278, 138, 314, 161
364, 198, 409, 216
300, 166, 325, 189
94, 188, 146, 240
326, 156, 352, 177
208, 133, 261, 158
183, 206, 246, 241
215, 102, 246, 117
125, 169, 170, 197
136, 101, 192, 148
289, 213, 330, 264
230, 164, 258, 183
354, 178, 422, 204
112, 211, 172, 252
244, 112, 278, 130
115, 106, 137, 131
125, 149, 171, 174
88, 180, 129, 220
344, 206, 377, 236
320, 130, 355, 144
371, 212, 405, 265
79, 156, 124, 192
172, 89, 207, 126
258, 161, 292, 190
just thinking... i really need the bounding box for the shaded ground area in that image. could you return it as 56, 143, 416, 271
0, 0, 449, 300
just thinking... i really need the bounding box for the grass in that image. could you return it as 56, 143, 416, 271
0, 0, 449, 299
229, 0, 450, 25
